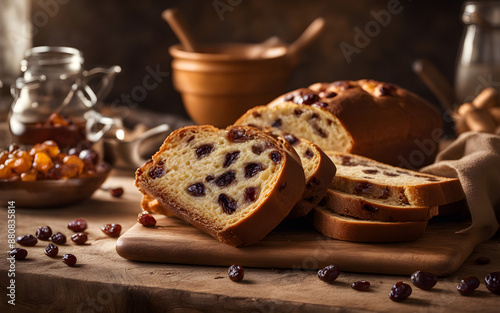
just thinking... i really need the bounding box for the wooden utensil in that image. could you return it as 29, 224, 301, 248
287, 17, 325, 64
412, 59, 456, 111
162, 8, 198, 52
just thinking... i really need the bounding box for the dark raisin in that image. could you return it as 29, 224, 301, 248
334, 81, 351, 89
362, 169, 379, 175
228, 264, 244, 282
9, 248, 27, 260
138, 212, 157, 227
44, 243, 59, 257
457, 276, 480, 296
324, 91, 337, 98
351, 280, 370, 291
411, 271, 438, 290
244, 187, 258, 202
68, 218, 87, 232
284, 93, 295, 102
269, 151, 282, 164
110, 187, 124, 197
355, 182, 372, 194
311, 124, 328, 138
227, 128, 249, 142
215, 171, 236, 187
475, 256, 490, 265
271, 119, 282, 127
218, 194, 237, 214
379, 85, 392, 96
223, 151, 240, 168
245, 163, 264, 178
304, 149, 314, 159
187, 182, 205, 196
9, 143, 19, 153
187, 135, 195, 143
205, 175, 214, 182
383, 171, 399, 177
195, 144, 214, 159
427, 177, 439, 182
36, 226, 53, 241
101, 224, 122, 237
148, 160, 165, 179
310, 113, 319, 120
79, 149, 99, 165
62, 253, 77, 266
363, 205, 378, 213
294, 109, 304, 116
318, 265, 340, 283
379, 187, 390, 199
341, 156, 355, 166
485, 272, 500, 295
252, 112, 261, 118
284, 134, 299, 145
71, 233, 88, 245
312, 102, 328, 108
251, 144, 265, 155
389, 281, 412, 302
279, 182, 286, 191
301, 93, 319, 105
51, 232, 67, 244
16, 234, 37, 246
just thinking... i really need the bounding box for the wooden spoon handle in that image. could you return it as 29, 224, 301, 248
162, 8, 198, 52
412, 59, 456, 111
287, 17, 325, 61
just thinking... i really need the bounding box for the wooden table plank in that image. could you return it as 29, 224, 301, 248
1, 172, 499, 313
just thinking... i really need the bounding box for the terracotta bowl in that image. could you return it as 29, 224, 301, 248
169, 43, 293, 128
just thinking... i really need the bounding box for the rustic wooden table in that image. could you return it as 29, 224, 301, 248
1, 171, 499, 313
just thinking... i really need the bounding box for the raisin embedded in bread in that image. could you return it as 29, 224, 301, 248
234, 79, 443, 167
135, 125, 306, 247
313, 205, 428, 242
321, 189, 438, 222
326, 151, 464, 207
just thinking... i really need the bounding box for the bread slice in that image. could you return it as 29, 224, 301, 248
141, 193, 177, 217
325, 151, 464, 207
313, 205, 428, 242
321, 189, 438, 222
135, 125, 306, 247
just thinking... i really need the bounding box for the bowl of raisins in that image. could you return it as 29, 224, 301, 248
0, 141, 111, 208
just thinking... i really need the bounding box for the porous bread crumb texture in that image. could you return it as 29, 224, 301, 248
137, 127, 286, 231
236, 103, 352, 153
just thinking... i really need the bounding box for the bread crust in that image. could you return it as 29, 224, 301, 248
321, 189, 438, 222
313, 206, 428, 242
135, 125, 306, 247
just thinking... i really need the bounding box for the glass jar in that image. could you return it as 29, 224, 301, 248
8, 46, 120, 149
455, 1, 500, 104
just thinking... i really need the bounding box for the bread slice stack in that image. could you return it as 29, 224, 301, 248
313, 151, 465, 242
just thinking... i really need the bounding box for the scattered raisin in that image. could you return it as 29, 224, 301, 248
284, 134, 299, 145
411, 271, 437, 290
251, 144, 265, 155
294, 109, 304, 116
304, 149, 314, 159
187, 182, 206, 196
62, 253, 77, 266
137, 212, 157, 227
16, 234, 37, 246
9, 248, 27, 260
228, 264, 244, 282
324, 91, 337, 98
51, 232, 67, 244
301, 93, 319, 105
215, 171, 236, 187
269, 151, 282, 164
383, 171, 399, 177
485, 272, 500, 295
71, 232, 88, 245
101, 224, 122, 237
363, 205, 378, 213
218, 194, 237, 214
244, 187, 258, 202
362, 169, 379, 175
68, 218, 87, 232
457, 276, 480, 296
245, 163, 264, 178
110, 187, 124, 197
205, 175, 214, 182
227, 128, 250, 142
318, 265, 340, 282
474, 256, 490, 265
149, 160, 166, 179
379, 187, 390, 199
223, 151, 240, 168
271, 119, 282, 127
195, 144, 214, 159
340, 156, 355, 166
354, 182, 372, 194
351, 280, 370, 291
44, 243, 59, 257
36, 226, 53, 241
79, 149, 99, 165
389, 281, 412, 302
311, 123, 327, 138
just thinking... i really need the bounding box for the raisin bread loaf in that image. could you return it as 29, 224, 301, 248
326, 151, 464, 207
135, 125, 306, 247
234, 79, 443, 167
320, 189, 438, 222
313, 205, 428, 242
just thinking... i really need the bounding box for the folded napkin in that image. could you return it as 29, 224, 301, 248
421, 131, 500, 242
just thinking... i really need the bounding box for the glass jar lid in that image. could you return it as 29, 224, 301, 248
462, 1, 500, 27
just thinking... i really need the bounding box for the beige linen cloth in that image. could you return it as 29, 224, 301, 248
421, 131, 500, 242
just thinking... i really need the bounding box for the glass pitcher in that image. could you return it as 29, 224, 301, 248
8, 46, 121, 149
455, 1, 500, 104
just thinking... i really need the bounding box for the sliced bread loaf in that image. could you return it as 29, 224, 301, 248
135, 125, 306, 247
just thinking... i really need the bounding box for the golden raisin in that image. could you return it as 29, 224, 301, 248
33, 152, 54, 174
47, 113, 69, 126
20, 169, 38, 181
0, 164, 15, 179
9, 156, 32, 174
63, 155, 84, 175
41, 140, 60, 158
0, 151, 8, 164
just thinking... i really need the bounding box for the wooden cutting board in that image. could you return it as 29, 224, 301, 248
116, 216, 484, 276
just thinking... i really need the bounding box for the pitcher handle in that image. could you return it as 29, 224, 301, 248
83, 65, 121, 104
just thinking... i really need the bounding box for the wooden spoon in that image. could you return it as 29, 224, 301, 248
162, 8, 198, 52
412, 59, 456, 111
287, 17, 325, 63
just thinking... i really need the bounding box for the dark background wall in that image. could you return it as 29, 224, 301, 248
31, 0, 464, 121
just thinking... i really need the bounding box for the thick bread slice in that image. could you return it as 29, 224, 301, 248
326, 151, 464, 207
135, 125, 306, 247
313, 205, 428, 242
321, 189, 438, 222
